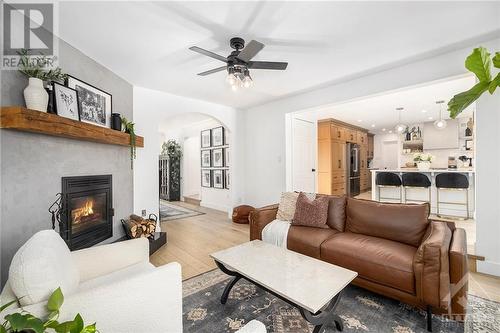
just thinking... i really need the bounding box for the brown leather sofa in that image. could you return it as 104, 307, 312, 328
249, 196, 468, 327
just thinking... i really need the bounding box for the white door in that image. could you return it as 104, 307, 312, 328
292, 118, 316, 193
381, 141, 398, 169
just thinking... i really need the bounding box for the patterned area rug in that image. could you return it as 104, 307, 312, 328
160, 200, 204, 221
183, 269, 500, 333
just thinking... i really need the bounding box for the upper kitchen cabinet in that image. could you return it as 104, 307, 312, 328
357, 131, 368, 146
423, 119, 459, 150
367, 134, 374, 158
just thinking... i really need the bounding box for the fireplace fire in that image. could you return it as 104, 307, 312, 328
61, 175, 113, 250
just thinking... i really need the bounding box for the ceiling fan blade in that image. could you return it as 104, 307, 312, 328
197, 66, 227, 76
236, 40, 264, 62
248, 61, 288, 70
189, 46, 227, 63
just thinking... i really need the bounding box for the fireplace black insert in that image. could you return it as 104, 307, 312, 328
61, 175, 113, 250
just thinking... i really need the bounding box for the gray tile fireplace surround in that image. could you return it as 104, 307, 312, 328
0, 39, 134, 286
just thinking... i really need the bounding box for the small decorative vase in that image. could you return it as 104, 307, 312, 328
24, 77, 48, 112
111, 113, 122, 131
417, 161, 431, 171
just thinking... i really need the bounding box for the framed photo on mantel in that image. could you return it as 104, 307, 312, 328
66, 75, 112, 128
53, 82, 80, 121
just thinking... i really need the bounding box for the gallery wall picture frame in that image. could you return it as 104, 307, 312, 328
201, 150, 211, 167
213, 169, 224, 189
212, 148, 224, 167
211, 126, 225, 147
201, 169, 212, 187
66, 75, 112, 128
52, 82, 80, 121
224, 170, 230, 189
201, 129, 212, 148
224, 148, 230, 167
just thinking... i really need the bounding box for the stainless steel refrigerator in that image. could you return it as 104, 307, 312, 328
346, 143, 360, 197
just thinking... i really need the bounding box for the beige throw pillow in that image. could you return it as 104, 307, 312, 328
276, 192, 316, 221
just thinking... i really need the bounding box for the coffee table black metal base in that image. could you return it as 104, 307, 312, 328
215, 261, 344, 333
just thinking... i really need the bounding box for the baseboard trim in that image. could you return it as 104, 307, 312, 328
200, 201, 229, 213
477, 260, 500, 277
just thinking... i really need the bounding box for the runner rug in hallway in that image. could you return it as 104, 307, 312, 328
182, 269, 499, 333
160, 200, 204, 221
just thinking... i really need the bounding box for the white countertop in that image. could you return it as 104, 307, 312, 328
371, 168, 475, 173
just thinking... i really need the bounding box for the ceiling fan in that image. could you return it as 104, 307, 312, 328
189, 37, 288, 90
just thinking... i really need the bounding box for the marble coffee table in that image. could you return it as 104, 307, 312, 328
210, 240, 357, 333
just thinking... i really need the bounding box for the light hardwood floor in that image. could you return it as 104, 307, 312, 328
150, 201, 500, 302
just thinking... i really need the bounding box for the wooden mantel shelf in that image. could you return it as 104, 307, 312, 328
0, 107, 144, 148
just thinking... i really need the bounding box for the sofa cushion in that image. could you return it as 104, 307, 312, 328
292, 193, 330, 228
321, 195, 346, 232
287, 226, 338, 259
276, 192, 315, 221
346, 198, 429, 247
321, 233, 417, 294
9, 230, 80, 306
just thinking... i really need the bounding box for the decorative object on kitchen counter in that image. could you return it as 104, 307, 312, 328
448, 46, 500, 118
448, 156, 457, 169
465, 117, 474, 137
111, 113, 122, 131
394, 107, 407, 134
17, 49, 67, 112
414, 152, 435, 171
434, 100, 448, 129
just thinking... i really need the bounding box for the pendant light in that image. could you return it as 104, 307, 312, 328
394, 107, 406, 134
433, 100, 447, 129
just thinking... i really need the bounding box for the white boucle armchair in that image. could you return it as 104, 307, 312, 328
1, 230, 266, 333
1, 230, 182, 333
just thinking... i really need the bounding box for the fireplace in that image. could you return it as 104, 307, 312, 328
61, 175, 113, 250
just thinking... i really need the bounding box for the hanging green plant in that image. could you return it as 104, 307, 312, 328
448, 47, 500, 118
121, 116, 136, 169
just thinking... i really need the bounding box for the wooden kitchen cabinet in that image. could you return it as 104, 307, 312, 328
367, 134, 374, 158
317, 118, 369, 196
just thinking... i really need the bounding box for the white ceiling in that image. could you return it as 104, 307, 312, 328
58, 1, 500, 109
296, 75, 476, 133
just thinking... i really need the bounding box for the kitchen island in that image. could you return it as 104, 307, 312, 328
371, 168, 475, 218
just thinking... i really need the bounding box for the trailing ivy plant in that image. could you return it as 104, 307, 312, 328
17, 49, 67, 82
1, 287, 97, 333
121, 117, 136, 169
448, 47, 500, 118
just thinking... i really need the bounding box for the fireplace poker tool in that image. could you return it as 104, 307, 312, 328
48, 193, 63, 231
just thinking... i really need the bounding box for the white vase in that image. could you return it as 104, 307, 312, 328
24, 77, 48, 112
417, 161, 431, 171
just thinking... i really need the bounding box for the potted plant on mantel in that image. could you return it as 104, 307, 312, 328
121, 116, 136, 169
448, 47, 499, 118
17, 49, 67, 112
413, 153, 435, 171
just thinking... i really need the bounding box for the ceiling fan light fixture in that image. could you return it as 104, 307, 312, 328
242, 69, 253, 88
226, 67, 237, 86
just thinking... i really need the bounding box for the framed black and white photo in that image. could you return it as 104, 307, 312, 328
201, 170, 212, 187
213, 170, 224, 189
224, 170, 230, 189
224, 148, 230, 167
201, 129, 211, 148
212, 148, 224, 167
53, 82, 80, 121
66, 75, 112, 128
201, 150, 211, 167
211, 126, 225, 146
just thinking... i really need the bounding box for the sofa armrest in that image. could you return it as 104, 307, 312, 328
71, 238, 149, 282
249, 204, 279, 241
449, 228, 468, 319
413, 221, 452, 310
16, 262, 182, 333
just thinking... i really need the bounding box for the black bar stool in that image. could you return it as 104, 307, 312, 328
435, 173, 470, 219
402, 172, 431, 204
376, 172, 402, 203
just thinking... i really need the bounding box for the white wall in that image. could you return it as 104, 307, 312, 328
133, 87, 244, 218
242, 37, 500, 276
